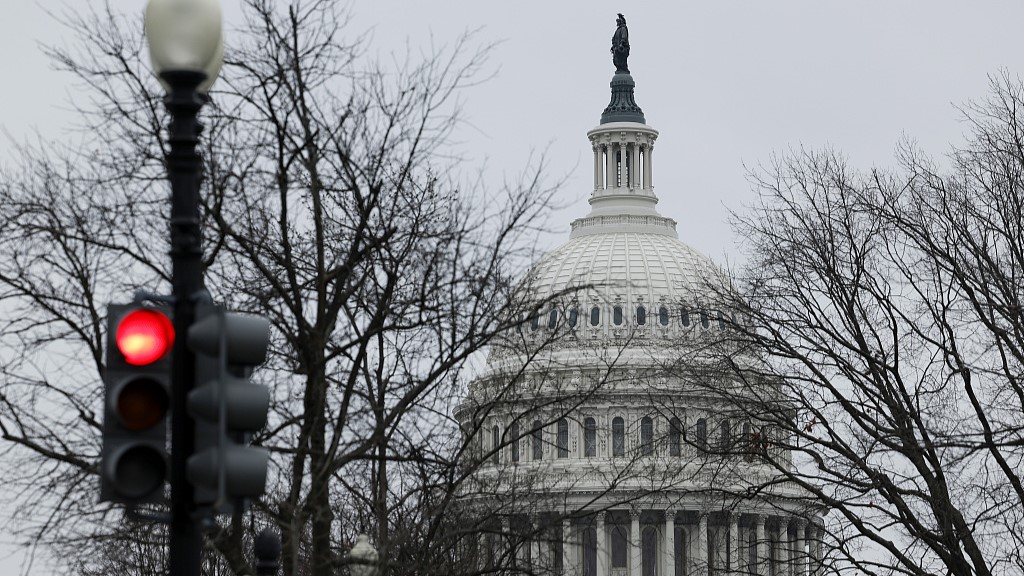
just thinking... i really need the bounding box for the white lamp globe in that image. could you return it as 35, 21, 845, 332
145, 0, 224, 92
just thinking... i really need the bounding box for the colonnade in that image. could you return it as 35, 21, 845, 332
480, 510, 823, 576
581, 510, 821, 576
592, 141, 654, 191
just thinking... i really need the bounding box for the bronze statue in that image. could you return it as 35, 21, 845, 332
611, 13, 630, 73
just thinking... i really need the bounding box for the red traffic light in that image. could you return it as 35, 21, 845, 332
116, 309, 175, 365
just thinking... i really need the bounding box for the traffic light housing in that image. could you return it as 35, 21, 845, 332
101, 304, 175, 504
186, 302, 271, 511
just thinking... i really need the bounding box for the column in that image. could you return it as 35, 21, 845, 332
563, 518, 574, 575
630, 511, 642, 576
697, 514, 709, 576
642, 144, 652, 189
791, 519, 805, 576
594, 145, 604, 191
728, 513, 740, 576
647, 145, 655, 188
777, 518, 790, 576
597, 512, 608, 576
808, 524, 822, 576
663, 511, 675, 576
755, 515, 768, 576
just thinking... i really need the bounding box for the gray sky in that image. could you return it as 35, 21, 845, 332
2, 1, 1023, 573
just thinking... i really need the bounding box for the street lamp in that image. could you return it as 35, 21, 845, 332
143, 1, 224, 576
145, 0, 223, 92
349, 534, 379, 576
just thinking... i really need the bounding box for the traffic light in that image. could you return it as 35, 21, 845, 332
186, 301, 271, 511
101, 304, 175, 504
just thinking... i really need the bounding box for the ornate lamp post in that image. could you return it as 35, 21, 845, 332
143, 1, 223, 575
349, 534, 380, 576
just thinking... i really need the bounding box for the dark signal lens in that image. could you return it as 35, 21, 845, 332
113, 446, 167, 499
116, 378, 170, 431
116, 309, 175, 365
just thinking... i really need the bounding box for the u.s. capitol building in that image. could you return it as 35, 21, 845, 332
457, 15, 824, 576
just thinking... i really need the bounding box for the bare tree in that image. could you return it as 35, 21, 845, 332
0, 2, 572, 575
699, 73, 1024, 576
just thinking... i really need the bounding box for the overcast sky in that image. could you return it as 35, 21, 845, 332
2, 1, 1024, 573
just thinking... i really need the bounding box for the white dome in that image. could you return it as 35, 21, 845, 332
528, 231, 728, 308
494, 122, 742, 358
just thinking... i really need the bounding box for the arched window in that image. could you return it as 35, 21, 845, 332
674, 526, 688, 576
612, 416, 625, 457
717, 310, 728, 330
611, 523, 628, 568
510, 422, 520, 462
557, 418, 569, 458
584, 417, 597, 457
659, 306, 670, 326
680, 306, 691, 326
491, 425, 500, 465
532, 420, 543, 460
700, 310, 710, 329
548, 309, 558, 329
762, 426, 774, 458
568, 307, 579, 328
696, 418, 708, 451
531, 311, 541, 331
640, 416, 653, 455
636, 305, 646, 325
583, 525, 598, 576
642, 526, 658, 576
613, 305, 623, 326
669, 417, 682, 457
615, 149, 623, 188
590, 306, 601, 326
720, 419, 732, 452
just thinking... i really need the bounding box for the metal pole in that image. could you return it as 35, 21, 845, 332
164, 68, 208, 576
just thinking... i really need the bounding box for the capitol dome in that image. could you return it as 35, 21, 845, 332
459, 19, 823, 576
523, 229, 737, 343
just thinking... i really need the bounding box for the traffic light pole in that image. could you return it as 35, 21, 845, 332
164, 69, 208, 576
